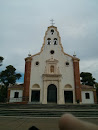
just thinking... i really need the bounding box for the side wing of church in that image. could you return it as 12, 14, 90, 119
8, 26, 97, 104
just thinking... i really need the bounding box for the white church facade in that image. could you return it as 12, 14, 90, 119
8, 25, 97, 104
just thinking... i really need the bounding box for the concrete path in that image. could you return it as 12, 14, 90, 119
0, 117, 98, 130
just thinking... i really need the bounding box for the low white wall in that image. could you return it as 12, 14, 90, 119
82, 91, 94, 104
9, 90, 23, 102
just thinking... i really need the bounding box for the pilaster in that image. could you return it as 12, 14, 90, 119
73, 58, 81, 103
23, 57, 32, 102
93, 90, 97, 104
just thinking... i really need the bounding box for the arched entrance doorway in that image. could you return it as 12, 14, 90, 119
47, 84, 57, 103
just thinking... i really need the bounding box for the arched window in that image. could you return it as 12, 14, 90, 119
54, 38, 57, 45
47, 38, 51, 45
50, 65, 54, 73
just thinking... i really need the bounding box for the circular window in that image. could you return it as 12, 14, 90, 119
66, 62, 69, 66
50, 50, 55, 54
35, 61, 39, 66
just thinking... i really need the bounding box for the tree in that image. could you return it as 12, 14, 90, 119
0, 65, 21, 101
0, 85, 7, 102
80, 72, 96, 86
0, 56, 4, 66
0, 65, 21, 87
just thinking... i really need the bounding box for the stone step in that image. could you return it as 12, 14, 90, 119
0, 109, 98, 117
0, 104, 98, 109
0, 110, 98, 117
0, 104, 98, 117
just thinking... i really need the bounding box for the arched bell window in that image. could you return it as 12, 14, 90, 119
51, 29, 54, 35
54, 38, 57, 45
50, 65, 54, 73
47, 38, 51, 45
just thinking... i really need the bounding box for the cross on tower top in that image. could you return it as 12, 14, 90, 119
50, 19, 55, 26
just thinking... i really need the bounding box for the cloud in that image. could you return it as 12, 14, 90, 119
0, 0, 98, 82
80, 59, 98, 82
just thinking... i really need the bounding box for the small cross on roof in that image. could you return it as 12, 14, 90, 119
50, 19, 55, 26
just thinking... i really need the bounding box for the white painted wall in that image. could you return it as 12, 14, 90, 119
9, 90, 23, 102
82, 91, 94, 104
29, 26, 75, 103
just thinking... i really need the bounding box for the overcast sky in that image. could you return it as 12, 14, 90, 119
0, 0, 98, 83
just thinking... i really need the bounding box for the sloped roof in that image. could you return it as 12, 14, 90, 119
81, 84, 96, 90
8, 84, 24, 90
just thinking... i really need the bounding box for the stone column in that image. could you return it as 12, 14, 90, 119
29, 89, 31, 102
57, 81, 60, 104
58, 79, 64, 104
73, 89, 75, 104
42, 80, 47, 104
40, 89, 41, 103
93, 90, 97, 104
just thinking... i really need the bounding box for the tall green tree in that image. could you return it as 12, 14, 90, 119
0, 65, 21, 87
80, 72, 96, 86
0, 85, 7, 102
0, 56, 4, 66
0, 65, 21, 101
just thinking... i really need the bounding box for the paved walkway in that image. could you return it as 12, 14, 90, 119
0, 117, 98, 130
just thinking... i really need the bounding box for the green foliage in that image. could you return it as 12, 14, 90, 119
0, 65, 21, 87
0, 56, 4, 66
80, 72, 96, 86
0, 65, 21, 102
0, 85, 7, 102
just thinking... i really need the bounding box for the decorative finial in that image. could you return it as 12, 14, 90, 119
50, 19, 55, 26
28, 51, 31, 57
73, 52, 76, 57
